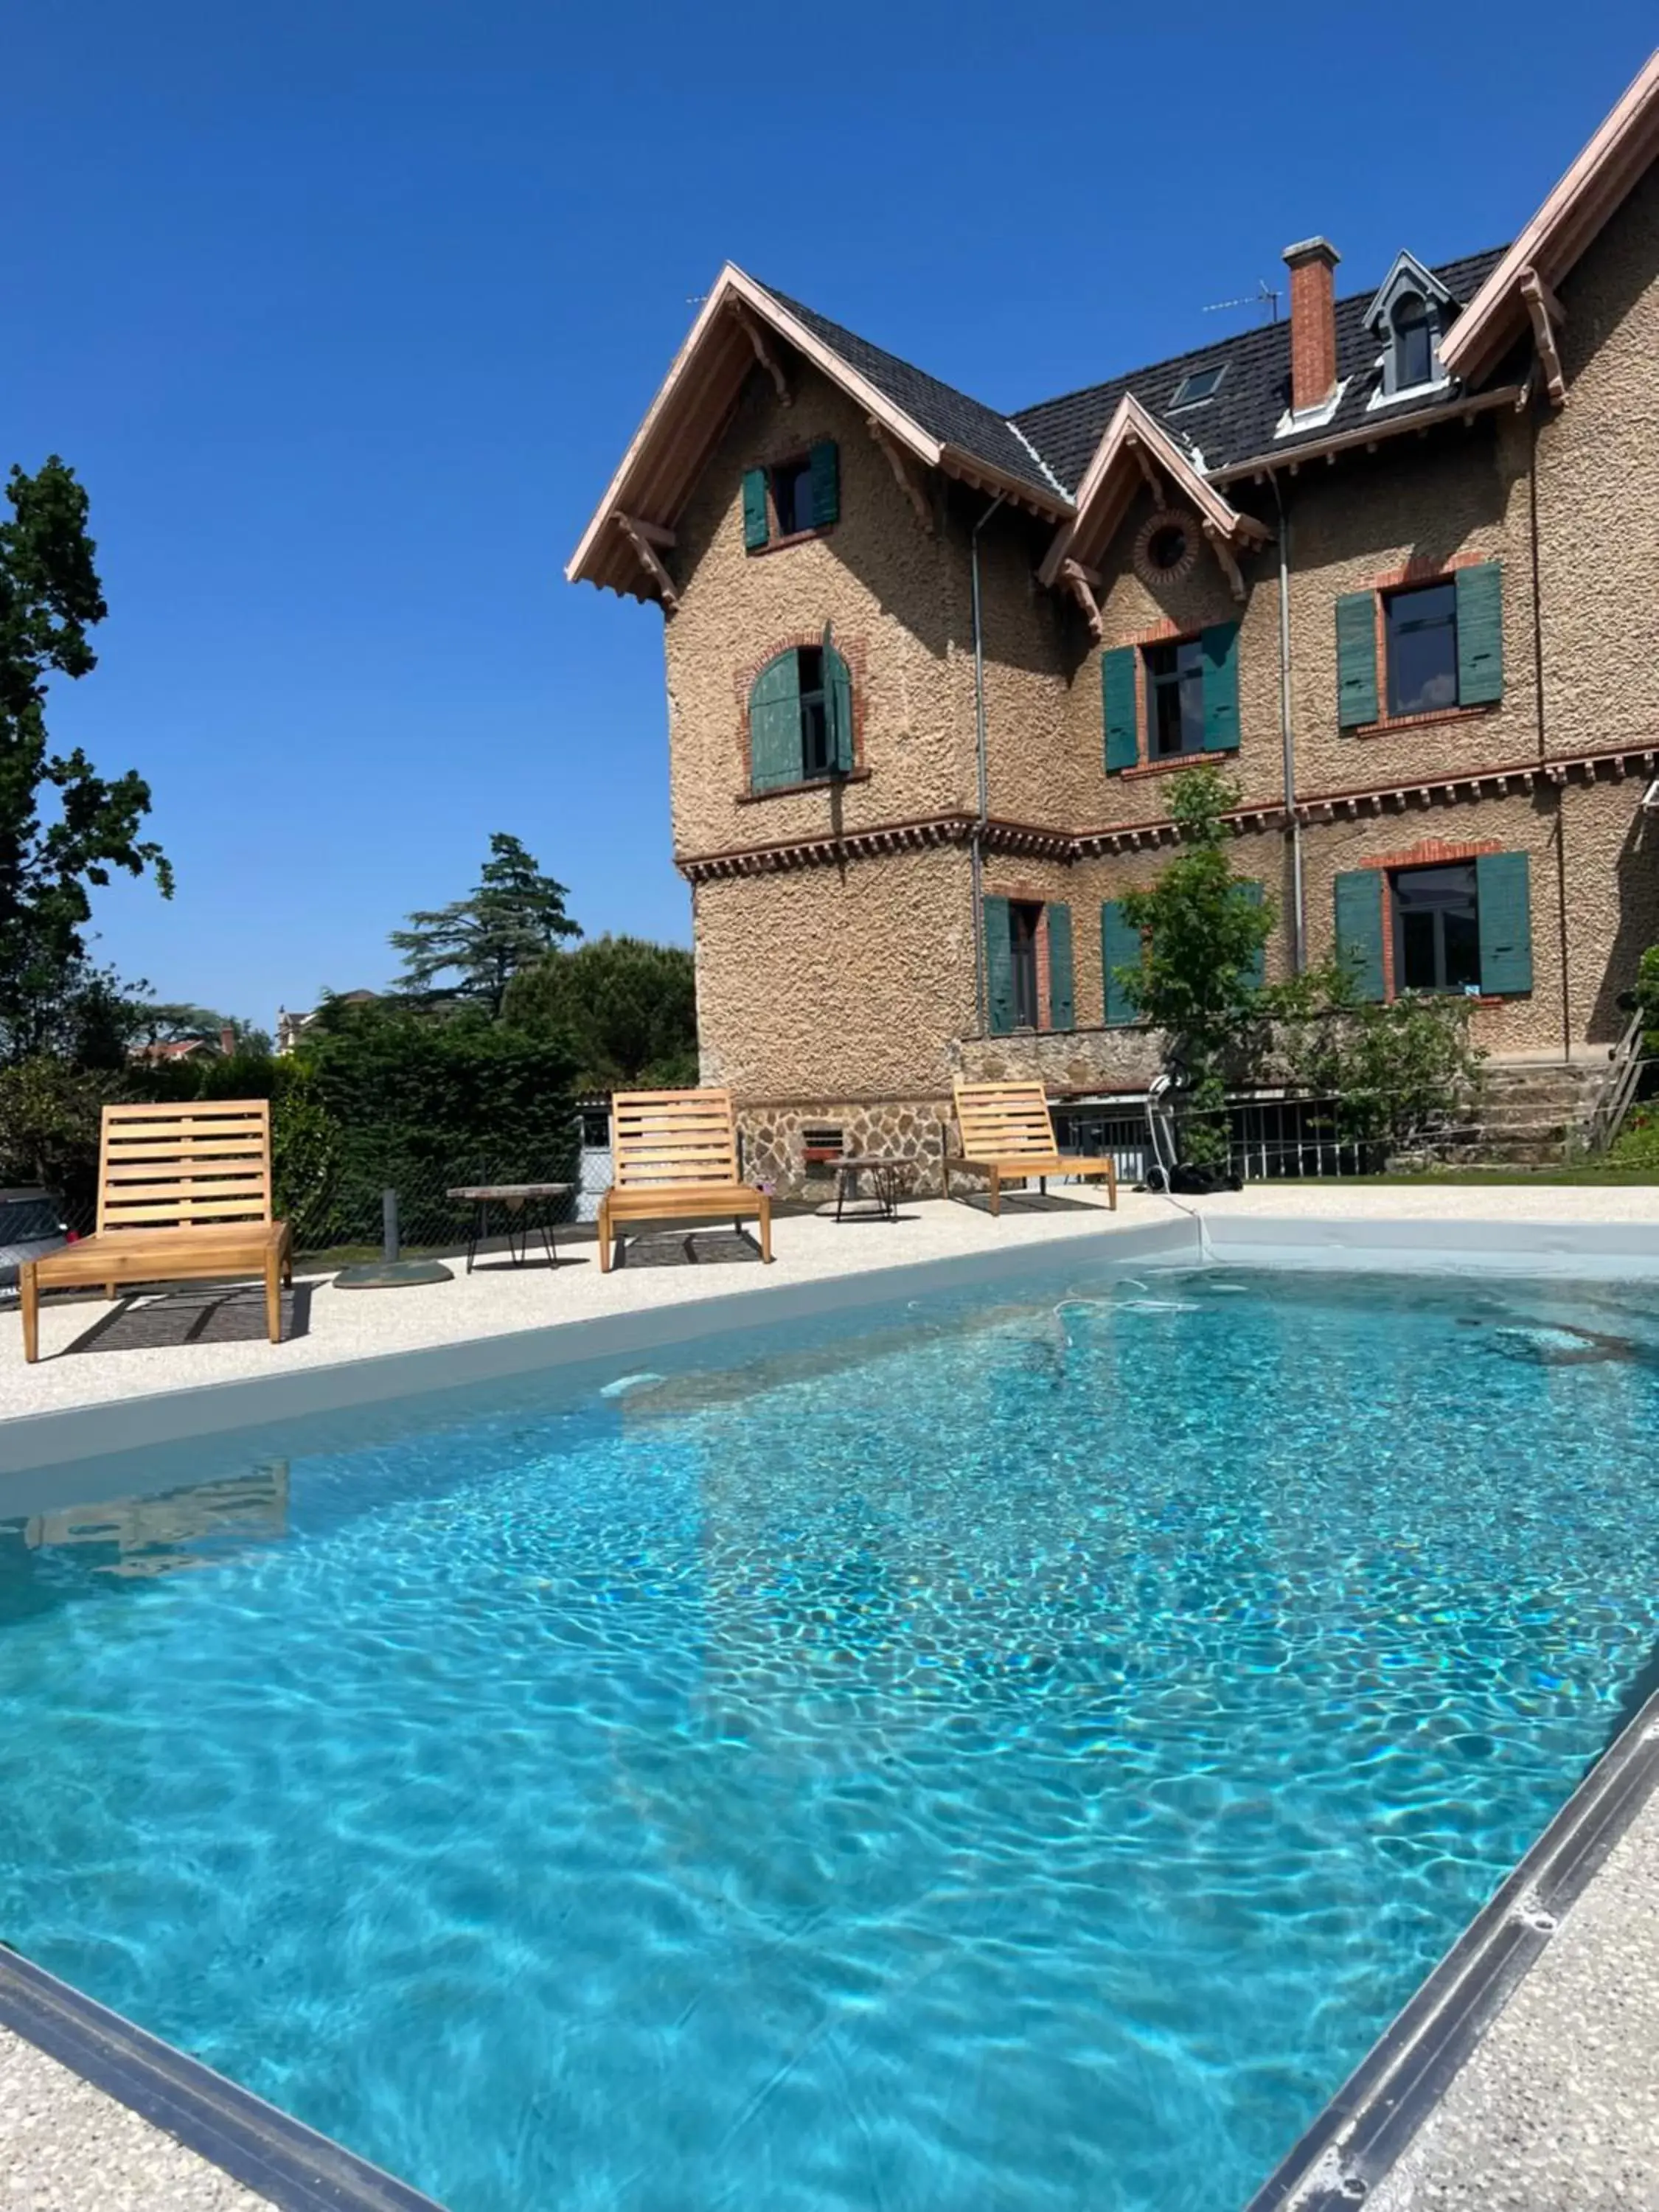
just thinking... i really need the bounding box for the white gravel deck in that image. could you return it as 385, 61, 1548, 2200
4, 1180, 1659, 1419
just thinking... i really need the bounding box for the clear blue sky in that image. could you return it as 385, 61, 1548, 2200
9, 3, 1653, 1026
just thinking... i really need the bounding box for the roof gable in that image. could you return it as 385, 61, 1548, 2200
1363, 250, 1455, 331
1442, 49, 1659, 385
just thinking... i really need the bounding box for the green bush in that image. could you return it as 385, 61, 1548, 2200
1277, 982, 1484, 1161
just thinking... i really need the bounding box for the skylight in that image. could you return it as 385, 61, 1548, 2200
1170, 364, 1226, 408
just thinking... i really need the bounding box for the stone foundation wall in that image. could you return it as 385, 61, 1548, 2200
737, 1095, 954, 1201
953, 1025, 1162, 1093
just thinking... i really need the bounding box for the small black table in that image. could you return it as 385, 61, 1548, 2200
447, 1183, 572, 1272
830, 1157, 915, 1223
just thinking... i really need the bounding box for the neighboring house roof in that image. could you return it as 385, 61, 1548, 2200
1011, 247, 1507, 495
1443, 50, 1659, 385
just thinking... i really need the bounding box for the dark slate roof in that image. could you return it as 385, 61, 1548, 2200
754, 280, 1069, 504
1010, 247, 1509, 492
754, 248, 1509, 512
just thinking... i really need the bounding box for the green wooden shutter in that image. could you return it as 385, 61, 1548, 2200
749, 651, 802, 790
1101, 900, 1141, 1026
742, 467, 769, 552
1456, 562, 1504, 705
1102, 647, 1138, 773
1200, 622, 1241, 752
1336, 593, 1379, 728
984, 897, 1015, 1034
1333, 871, 1386, 1001
1046, 903, 1074, 1031
1477, 850, 1532, 993
824, 632, 854, 773
809, 441, 840, 528
1234, 877, 1266, 990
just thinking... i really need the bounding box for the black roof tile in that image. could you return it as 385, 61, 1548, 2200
1010, 248, 1509, 491
754, 280, 1069, 503
752, 248, 1509, 514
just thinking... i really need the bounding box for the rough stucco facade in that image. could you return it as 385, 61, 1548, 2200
571, 80, 1659, 1192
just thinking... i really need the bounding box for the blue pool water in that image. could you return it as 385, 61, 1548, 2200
3, 1265, 1659, 2212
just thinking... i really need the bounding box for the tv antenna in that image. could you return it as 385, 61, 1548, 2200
1203, 279, 1280, 324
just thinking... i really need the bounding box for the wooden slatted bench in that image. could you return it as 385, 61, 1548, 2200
945, 1079, 1119, 1217
18, 1099, 293, 1363
597, 1087, 772, 1273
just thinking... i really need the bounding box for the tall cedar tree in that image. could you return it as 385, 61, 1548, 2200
0, 458, 172, 1059
390, 833, 581, 1016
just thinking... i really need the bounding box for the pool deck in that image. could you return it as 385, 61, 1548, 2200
3, 1178, 1659, 2210
6, 1180, 1659, 1419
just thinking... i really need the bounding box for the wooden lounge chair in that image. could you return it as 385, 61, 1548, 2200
598, 1087, 772, 1272
945, 1079, 1119, 1217
18, 1099, 293, 1363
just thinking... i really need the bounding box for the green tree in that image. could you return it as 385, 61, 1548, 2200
390, 833, 581, 1016
1114, 765, 1275, 1169
0, 458, 173, 1059
133, 1001, 273, 1057
503, 933, 698, 1090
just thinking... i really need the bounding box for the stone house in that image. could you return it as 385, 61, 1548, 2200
569, 55, 1659, 1191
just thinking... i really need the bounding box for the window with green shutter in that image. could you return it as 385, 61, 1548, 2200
1234, 877, 1266, 990
1336, 593, 1379, 728
1046, 903, 1075, 1031
1200, 622, 1241, 752
1455, 562, 1503, 704
742, 467, 770, 552
808, 441, 840, 529
984, 897, 1015, 1034
1102, 647, 1138, 773
1101, 900, 1142, 1026
748, 640, 857, 791
1333, 871, 1386, 1001
1475, 850, 1531, 994
745, 445, 841, 552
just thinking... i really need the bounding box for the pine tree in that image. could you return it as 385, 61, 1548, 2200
389, 834, 581, 1015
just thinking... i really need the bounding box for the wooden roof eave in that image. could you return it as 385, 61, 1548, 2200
1440, 49, 1659, 387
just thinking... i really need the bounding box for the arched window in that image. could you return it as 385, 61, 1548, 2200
749, 638, 854, 791
1393, 292, 1434, 390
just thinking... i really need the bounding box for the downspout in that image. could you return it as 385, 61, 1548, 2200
970, 494, 1005, 1031
1280, 526, 1305, 973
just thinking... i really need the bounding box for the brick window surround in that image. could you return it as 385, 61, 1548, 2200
1113, 616, 1215, 775
734, 630, 869, 801
1352, 554, 1499, 739
992, 884, 1057, 1031
746, 448, 837, 555
1354, 834, 1503, 1001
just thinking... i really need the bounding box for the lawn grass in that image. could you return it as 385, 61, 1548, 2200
1332, 1165, 1659, 1186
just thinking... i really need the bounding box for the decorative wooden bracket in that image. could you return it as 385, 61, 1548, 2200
1520, 267, 1568, 407
866, 417, 933, 531
614, 512, 678, 611
1123, 430, 1163, 501
1201, 520, 1248, 604
1059, 559, 1103, 641
729, 302, 790, 405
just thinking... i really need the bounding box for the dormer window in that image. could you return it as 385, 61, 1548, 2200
1364, 251, 1455, 407
1392, 293, 1434, 390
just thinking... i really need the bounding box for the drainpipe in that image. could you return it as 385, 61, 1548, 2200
1279, 529, 1306, 973
970, 494, 1005, 1031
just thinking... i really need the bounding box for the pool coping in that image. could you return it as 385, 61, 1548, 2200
1243, 1679, 1659, 2211
0, 1943, 445, 2211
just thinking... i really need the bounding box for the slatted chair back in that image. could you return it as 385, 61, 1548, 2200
96, 1099, 274, 1237
611, 1088, 742, 1190
953, 1079, 1060, 1163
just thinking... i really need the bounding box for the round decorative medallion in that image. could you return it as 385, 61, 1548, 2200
1133, 507, 1200, 588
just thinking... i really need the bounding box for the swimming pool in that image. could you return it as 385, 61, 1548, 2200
3, 1262, 1658, 2212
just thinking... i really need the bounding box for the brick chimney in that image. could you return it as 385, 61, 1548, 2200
220, 1023, 236, 1057
1282, 237, 1340, 415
